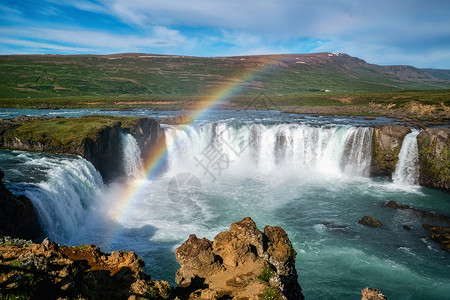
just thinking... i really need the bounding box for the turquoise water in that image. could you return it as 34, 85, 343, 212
1, 109, 449, 299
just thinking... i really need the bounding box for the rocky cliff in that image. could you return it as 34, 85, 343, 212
370, 124, 411, 177
0, 238, 172, 299
1, 218, 305, 300
370, 123, 450, 190
0, 169, 42, 240
175, 217, 304, 300
417, 128, 450, 190
0, 116, 164, 183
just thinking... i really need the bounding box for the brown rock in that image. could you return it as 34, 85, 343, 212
422, 223, 450, 252
175, 217, 304, 300
417, 128, 450, 191
383, 201, 410, 209
371, 124, 411, 177
157, 114, 193, 125
0, 239, 167, 299
361, 287, 388, 300
358, 216, 382, 228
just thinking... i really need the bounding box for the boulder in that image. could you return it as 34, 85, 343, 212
422, 223, 450, 252
361, 287, 388, 300
371, 124, 411, 177
175, 217, 304, 300
416, 128, 450, 191
383, 201, 410, 209
358, 216, 382, 228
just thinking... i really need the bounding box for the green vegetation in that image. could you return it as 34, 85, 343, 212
7, 115, 141, 148
0, 237, 33, 247
145, 286, 160, 299
7, 259, 23, 268
0, 294, 30, 300
1, 53, 449, 111
260, 287, 282, 300
257, 266, 275, 283
72, 244, 89, 250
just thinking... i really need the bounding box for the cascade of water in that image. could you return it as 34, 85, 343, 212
393, 130, 420, 185
21, 157, 104, 240
120, 132, 143, 178
164, 123, 373, 177
342, 127, 373, 176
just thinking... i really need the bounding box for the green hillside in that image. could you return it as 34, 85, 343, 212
1, 53, 449, 99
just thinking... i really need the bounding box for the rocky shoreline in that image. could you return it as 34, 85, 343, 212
0, 218, 303, 300
1, 218, 392, 300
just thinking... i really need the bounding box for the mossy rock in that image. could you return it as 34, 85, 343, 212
358, 216, 382, 228
370, 124, 411, 177
417, 128, 450, 190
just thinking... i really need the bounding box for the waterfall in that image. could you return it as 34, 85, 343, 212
393, 130, 420, 185
164, 123, 373, 177
19, 156, 104, 241
121, 132, 143, 178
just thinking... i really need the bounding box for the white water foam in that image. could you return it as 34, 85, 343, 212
163, 123, 373, 178
393, 130, 420, 186
121, 132, 143, 178
22, 156, 104, 240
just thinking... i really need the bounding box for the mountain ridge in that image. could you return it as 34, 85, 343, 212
1, 52, 449, 100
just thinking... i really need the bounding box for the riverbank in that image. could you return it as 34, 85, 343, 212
0, 217, 304, 300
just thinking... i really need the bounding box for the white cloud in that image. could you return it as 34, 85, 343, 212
0, 38, 95, 53
2, 0, 450, 67
0, 26, 190, 54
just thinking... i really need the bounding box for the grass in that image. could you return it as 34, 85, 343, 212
260, 287, 282, 300
72, 244, 89, 250
7, 259, 23, 268
1, 89, 449, 111
257, 266, 275, 283
1, 53, 449, 108
7, 115, 141, 148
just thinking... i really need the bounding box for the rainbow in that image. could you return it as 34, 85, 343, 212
105, 58, 283, 247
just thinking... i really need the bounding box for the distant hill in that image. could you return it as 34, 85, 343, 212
1, 52, 449, 99
421, 68, 450, 80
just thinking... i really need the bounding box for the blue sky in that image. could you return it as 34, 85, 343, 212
1, 0, 449, 68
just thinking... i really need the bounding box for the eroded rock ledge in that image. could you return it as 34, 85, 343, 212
0, 238, 172, 299
0, 116, 165, 182
175, 217, 304, 300
1, 218, 303, 300
371, 124, 449, 191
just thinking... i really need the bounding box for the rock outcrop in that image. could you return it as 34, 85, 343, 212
157, 115, 193, 125
1, 219, 304, 299
416, 128, 450, 191
361, 287, 388, 300
358, 216, 382, 228
0, 116, 165, 183
0, 169, 42, 240
83, 117, 165, 182
382, 200, 450, 252
422, 224, 450, 252
371, 124, 411, 177
175, 217, 303, 300
0, 238, 172, 299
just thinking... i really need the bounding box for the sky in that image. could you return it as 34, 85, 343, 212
0, 0, 449, 68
